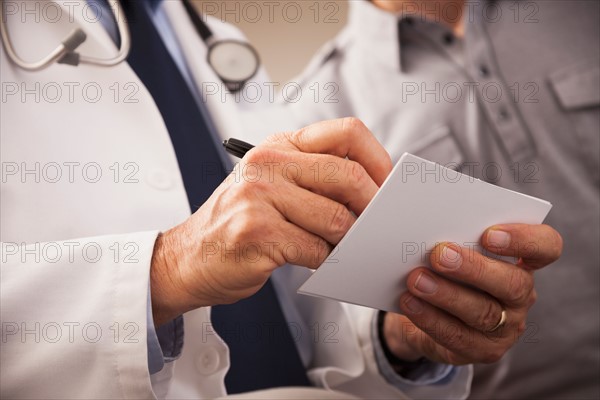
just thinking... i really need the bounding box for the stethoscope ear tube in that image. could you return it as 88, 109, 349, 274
57, 29, 87, 66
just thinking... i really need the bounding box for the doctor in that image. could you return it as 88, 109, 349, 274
0, 1, 468, 398
1, 1, 537, 399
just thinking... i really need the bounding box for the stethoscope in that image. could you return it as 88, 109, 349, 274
0, 0, 260, 92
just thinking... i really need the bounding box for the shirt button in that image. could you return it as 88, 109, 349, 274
499, 108, 510, 121
195, 347, 221, 375
478, 65, 490, 78
146, 168, 172, 190
443, 33, 454, 45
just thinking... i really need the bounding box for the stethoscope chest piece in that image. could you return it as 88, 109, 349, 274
207, 40, 260, 93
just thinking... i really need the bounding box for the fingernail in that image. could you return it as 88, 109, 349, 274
487, 230, 511, 249
403, 295, 424, 314
440, 246, 462, 269
414, 273, 438, 294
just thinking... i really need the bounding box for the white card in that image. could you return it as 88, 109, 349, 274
298, 153, 552, 313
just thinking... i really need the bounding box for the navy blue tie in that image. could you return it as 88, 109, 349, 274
121, 0, 310, 393
122, 0, 225, 208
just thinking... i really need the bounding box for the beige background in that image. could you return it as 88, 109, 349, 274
192, 0, 349, 83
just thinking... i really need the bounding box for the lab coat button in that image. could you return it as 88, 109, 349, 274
146, 168, 172, 190
195, 347, 221, 375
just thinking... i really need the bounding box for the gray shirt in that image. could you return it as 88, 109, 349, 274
245, 0, 600, 398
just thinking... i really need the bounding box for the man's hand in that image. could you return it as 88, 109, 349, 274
150, 118, 393, 326
383, 223, 563, 365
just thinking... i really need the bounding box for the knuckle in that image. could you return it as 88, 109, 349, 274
310, 236, 331, 268
420, 334, 439, 360
478, 300, 501, 331
527, 289, 538, 308
328, 203, 353, 240
519, 226, 563, 267
445, 285, 462, 309
264, 131, 287, 144
471, 253, 489, 282
382, 152, 393, 174
438, 325, 467, 350
286, 128, 307, 147
230, 211, 262, 243
506, 268, 534, 305
520, 240, 540, 259
243, 147, 266, 164
236, 177, 270, 198
346, 161, 368, 190
341, 117, 367, 134
244, 146, 281, 166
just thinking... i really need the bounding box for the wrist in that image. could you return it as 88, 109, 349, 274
150, 231, 194, 327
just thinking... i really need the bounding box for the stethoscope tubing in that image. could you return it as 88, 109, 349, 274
0, 0, 259, 90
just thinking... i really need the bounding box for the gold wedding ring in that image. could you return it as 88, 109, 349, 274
488, 309, 507, 332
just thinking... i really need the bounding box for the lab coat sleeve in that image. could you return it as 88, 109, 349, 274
0, 231, 160, 399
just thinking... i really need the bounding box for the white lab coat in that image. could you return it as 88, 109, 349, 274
0, 1, 471, 399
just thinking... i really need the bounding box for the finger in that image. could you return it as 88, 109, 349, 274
406, 267, 508, 332
481, 224, 563, 270
382, 314, 424, 361
388, 315, 469, 365
430, 243, 535, 308
242, 147, 379, 215
270, 181, 356, 245
398, 293, 507, 364
272, 218, 333, 269
287, 153, 379, 215
265, 117, 393, 186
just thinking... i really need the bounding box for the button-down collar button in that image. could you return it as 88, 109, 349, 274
195, 347, 221, 375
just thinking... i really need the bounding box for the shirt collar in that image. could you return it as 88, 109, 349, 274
346, 1, 461, 72
346, 0, 401, 71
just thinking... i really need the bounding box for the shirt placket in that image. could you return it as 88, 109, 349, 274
466, 3, 536, 163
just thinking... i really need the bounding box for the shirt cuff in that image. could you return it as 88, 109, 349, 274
371, 312, 456, 387
147, 285, 184, 374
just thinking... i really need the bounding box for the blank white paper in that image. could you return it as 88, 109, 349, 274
298, 153, 552, 313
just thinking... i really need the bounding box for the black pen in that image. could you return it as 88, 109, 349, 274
222, 138, 255, 159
